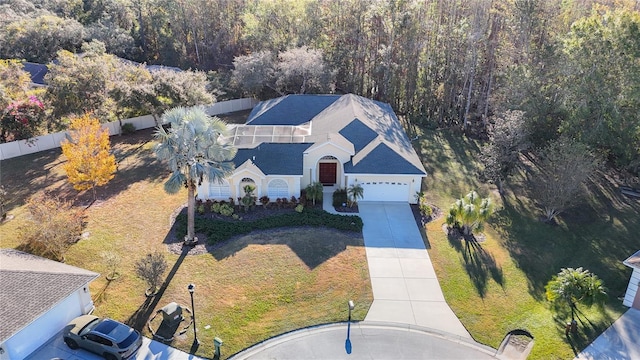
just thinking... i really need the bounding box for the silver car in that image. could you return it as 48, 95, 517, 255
63, 315, 142, 360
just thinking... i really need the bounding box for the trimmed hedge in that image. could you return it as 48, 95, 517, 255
175, 208, 363, 244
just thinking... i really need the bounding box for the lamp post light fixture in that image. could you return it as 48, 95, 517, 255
345, 300, 355, 354
188, 283, 199, 345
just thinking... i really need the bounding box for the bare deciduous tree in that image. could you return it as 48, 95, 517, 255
530, 139, 599, 222
19, 192, 85, 262
135, 252, 168, 296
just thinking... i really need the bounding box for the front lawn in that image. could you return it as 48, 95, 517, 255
416, 130, 640, 359
0, 129, 372, 359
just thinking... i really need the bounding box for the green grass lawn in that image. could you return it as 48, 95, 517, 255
416, 129, 640, 359
0, 129, 372, 359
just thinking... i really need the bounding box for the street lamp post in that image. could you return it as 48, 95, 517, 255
188, 283, 199, 345
345, 300, 355, 354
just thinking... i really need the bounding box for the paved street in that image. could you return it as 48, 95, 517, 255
231, 322, 496, 360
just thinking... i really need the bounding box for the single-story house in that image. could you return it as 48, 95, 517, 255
197, 94, 427, 204
623, 250, 640, 309
0, 249, 99, 360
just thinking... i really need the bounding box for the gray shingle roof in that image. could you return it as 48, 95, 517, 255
0, 249, 99, 342
339, 118, 379, 153
246, 95, 340, 125
234, 143, 313, 175
344, 142, 426, 175
23, 62, 48, 85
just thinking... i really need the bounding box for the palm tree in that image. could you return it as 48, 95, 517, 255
154, 107, 236, 244
545, 267, 607, 324
348, 183, 364, 207
445, 190, 493, 235
305, 181, 323, 205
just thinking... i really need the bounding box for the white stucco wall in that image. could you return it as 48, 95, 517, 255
623, 268, 640, 308
302, 143, 352, 188
1, 286, 93, 360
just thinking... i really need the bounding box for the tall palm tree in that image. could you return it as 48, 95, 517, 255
154, 107, 236, 244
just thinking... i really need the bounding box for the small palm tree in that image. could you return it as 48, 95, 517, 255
348, 183, 364, 207
445, 190, 493, 235
546, 267, 607, 324
154, 107, 236, 244
305, 181, 323, 205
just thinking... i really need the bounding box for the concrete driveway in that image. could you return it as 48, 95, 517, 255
26, 331, 205, 360
357, 202, 471, 338
574, 308, 640, 360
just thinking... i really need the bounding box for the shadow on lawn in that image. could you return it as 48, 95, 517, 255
209, 227, 364, 269
551, 305, 615, 357
0, 128, 166, 211
446, 228, 504, 298
492, 170, 640, 301
127, 247, 188, 331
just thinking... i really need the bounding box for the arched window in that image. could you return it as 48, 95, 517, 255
241, 178, 255, 183
267, 179, 289, 198
321, 155, 338, 160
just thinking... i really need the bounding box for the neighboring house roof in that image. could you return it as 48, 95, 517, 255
233, 94, 426, 176
21, 58, 181, 87
246, 94, 340, 125
22, 62, 48, 86
0, 249, 99, 343
234, 143, 313, 175
623, 250, 640, 270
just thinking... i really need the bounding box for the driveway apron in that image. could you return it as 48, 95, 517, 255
357, 202, 471, 339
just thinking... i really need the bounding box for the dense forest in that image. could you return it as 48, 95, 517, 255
0, 0, 639, 174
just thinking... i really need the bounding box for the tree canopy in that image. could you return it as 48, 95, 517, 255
154, 107, 236, 243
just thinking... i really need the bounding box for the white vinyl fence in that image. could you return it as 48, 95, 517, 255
0, 98, 258, 160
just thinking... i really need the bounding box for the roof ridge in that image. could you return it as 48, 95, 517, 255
0, 268, 99, 276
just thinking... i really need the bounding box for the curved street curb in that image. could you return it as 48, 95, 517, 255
229, 321, 497, 360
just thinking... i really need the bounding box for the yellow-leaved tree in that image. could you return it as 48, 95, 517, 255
61, 114, 116, 201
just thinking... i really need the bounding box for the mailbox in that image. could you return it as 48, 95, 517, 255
160, 302, 183, 327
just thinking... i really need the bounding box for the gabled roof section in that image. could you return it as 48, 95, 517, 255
623, 250, 640, 270
0, 249, 99, 342
339, 118, 378, 153
23, 62, 48, 85
246, 94, 340, 126
233, 143, 313, 175
304, 132, 354, 155
345, 142, 426, 175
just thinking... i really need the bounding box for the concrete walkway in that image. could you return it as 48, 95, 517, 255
230, 322, 496, 360
574, 307, 640, 360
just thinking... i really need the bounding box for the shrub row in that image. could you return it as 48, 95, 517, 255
175, 208, 363, 244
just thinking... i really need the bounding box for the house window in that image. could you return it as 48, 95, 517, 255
268, 179, 289, 198
321, 155, 338, 160
241, 178, 255, 183
209, 180, 230, 198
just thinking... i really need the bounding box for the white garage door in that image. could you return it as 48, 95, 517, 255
359, 181, 410, 202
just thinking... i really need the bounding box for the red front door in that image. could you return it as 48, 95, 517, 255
319, 163, 337, 185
